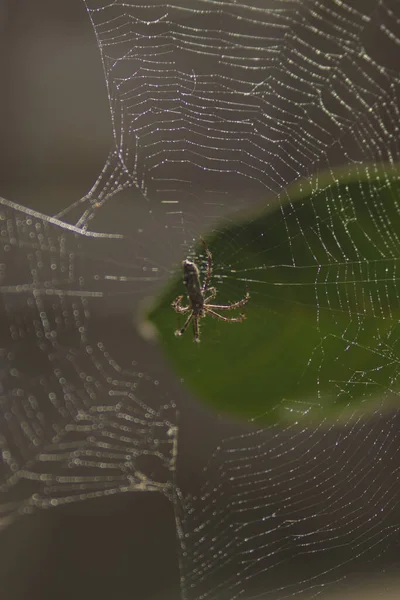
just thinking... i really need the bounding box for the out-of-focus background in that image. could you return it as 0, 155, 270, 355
2, 2, 400, 600
1, 3, 255, 598
1, 1, 110, 210
1, 2, 181, 599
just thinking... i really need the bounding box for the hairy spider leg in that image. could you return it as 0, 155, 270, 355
205, 308, 246, 323
172, 296, 190, 335
206, 296, 249, 311
175, 312, 194, 337
204, 287, 217, 303
172, 295, 190, 313
200, 237, 213, 293
206, 287, 249, 311
192, 315, 200, 342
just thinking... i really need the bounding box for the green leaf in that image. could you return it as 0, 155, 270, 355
146, 164, 400, 423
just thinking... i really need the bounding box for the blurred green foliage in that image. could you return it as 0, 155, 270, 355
147, 164, 400, 423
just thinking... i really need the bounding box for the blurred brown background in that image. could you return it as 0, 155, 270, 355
0, 4, 253, 599
0, 2, 182, 599
2, 2, 400, 600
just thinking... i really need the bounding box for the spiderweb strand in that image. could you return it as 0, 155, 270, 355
77, 1, 400, 598
2, 1, 400, 599
76, 0, 400, 237
0, 198, 177, 528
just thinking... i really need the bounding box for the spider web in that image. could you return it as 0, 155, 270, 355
3, 0, 400, 599
0, 198, 178, 529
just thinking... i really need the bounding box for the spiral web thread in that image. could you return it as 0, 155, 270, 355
2, 0, 400, 599
0, 198, 178, 530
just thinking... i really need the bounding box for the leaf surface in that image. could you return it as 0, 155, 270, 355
147, 164, 400, 423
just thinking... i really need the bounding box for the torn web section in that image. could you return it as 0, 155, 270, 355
74, 0, 386, 237
0, 198, 178, 529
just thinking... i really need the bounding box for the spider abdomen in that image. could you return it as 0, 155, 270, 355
183, 259, 204, 309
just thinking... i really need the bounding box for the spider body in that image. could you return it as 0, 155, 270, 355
182, 259, 204, 312
172, 239, 249, 342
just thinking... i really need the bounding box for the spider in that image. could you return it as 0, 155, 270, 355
172, 238, 250, 342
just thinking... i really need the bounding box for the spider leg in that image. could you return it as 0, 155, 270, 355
206, 288, 250, 311
200, 237, 213, 293
192, 315, 200, 343
205, 308, 246, 323
204, 286, 217, 302
175, 312, 194, 337
172, 295, 190, 314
